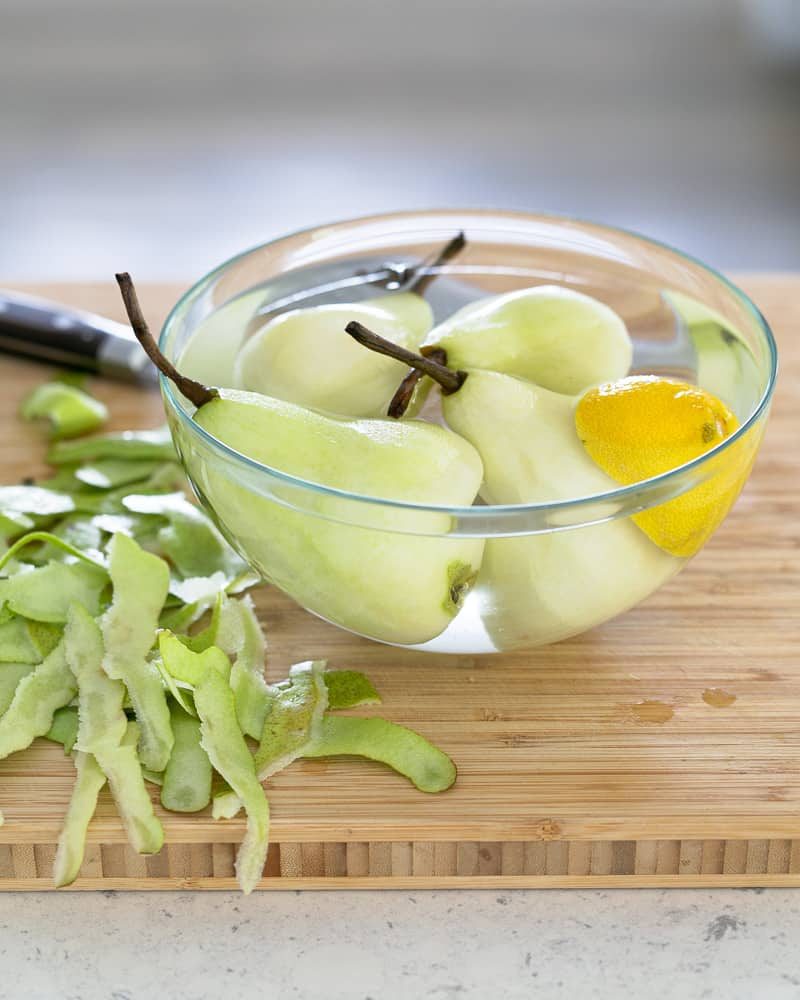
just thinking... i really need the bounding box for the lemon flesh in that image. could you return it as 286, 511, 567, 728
575, 376, 752, 557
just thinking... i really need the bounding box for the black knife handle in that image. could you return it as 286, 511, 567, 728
0, 292, 109, 370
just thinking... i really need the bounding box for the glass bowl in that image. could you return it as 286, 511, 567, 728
159, 210, 777, 653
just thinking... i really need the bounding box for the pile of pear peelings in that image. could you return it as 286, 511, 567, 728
0, 382, 455, 893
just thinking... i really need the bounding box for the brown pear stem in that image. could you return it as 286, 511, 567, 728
355, 231, 466, 295
404, 231, 466, 295
115, 272, 217, 408
387, 346, 447, 418
382, 232, 466, 418
345, 321, 466, 397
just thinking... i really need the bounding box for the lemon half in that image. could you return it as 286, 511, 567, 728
575, 376, 752, 557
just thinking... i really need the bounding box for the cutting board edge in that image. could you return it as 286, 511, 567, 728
2, 832, 799, 885
3, 874, 800, 892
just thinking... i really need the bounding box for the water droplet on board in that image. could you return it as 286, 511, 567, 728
702, 688, 737, 708
631, 700, 674, 724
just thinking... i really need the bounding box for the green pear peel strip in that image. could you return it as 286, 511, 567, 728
0, 561, 107, 624
67, 606, 128, 749
56, 467, 186, 517
153, 657, 195, 716
159, 598, 216, 633
0, 641, 75, 760
21, 382, 108, 440
0, 510, 34, 540
0, 662, 36, 716
45, 706, 79, 752
212, 785, 242, 820
35, 516, 105, 565
65, 605, 163, 854
101, 533, 172, 772
212, 666, 381, 820
215, 667, 386, 826
216, 596, 271, 740
176, 593, 224, 653
74, 458, 172, 490
34, 465, 83, 494
0, 485, 76, 519
122, 492, 246, 582
27, 621, 64, 661
47, 425, 177, 465
0, 617, 62, 664
324, 670, 381, 710
161, 701, 212, 813
159, 633, 269, 894
303, 715, 457, 793
53, 750, 107, 887
254, 660, 328, 780
168, 571, 228, 606
0, 530, 105, 572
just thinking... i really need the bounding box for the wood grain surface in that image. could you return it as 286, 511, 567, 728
0, 276, 797, 889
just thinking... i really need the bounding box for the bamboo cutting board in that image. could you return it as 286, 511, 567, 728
0, 277, 797, 890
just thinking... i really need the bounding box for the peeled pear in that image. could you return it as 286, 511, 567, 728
178, 288, 267, 388
117, 271, 482, 647
232, 293, 434, 417
424, 285, 632, 395
180, 389, 484, 645
663, 290, 761, 422
442, 370, 679, 648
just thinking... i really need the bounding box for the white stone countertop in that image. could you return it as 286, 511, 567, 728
1, 888, 798, 999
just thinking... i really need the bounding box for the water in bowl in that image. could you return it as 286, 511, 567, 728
177, 254, 762, 652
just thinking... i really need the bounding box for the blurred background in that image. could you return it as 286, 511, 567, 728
2, 0, 799, 282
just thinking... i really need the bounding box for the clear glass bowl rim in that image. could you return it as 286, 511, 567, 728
159, 208, 778, 526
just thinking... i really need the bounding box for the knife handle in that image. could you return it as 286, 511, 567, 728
0, 290, 109, 369
0, 289, 153, 381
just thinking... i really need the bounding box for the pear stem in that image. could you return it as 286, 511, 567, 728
115, 272, 217, 408
355, 231, 466, 295
387, 346, 447, 419
404, 231, 466, 295
344, 321, 466, 397
383, 232, 467, 418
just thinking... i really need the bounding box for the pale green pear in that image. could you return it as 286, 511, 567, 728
424, 285, 632, 395
178, 288, 267, 388
179, 389, 484, 645
117, 270, 481, 647
232, 294, 433, 417
663, 290, 760, 421
370, 292, 434, 340
442, 370, 680, 648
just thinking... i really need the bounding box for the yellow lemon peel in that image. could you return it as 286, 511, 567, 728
575, 376, 754, 557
